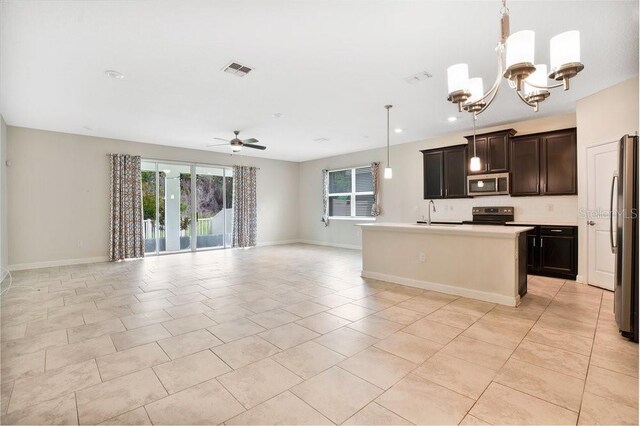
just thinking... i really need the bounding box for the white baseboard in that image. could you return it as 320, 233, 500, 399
297, 239, 362, 250
0, 269, 7, 284
256, 239, 300, 247
575, 274, 585, 283
9, 256, 110, 271
362, 270, 520, 307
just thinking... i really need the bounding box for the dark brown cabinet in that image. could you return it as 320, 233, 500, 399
511, 136, 541, 195
422, 144, 468, 199
465, 129, 515, 175
541, 130, 577, 195
443, 147, 468, 198
422, 150, 444, 199
514, 225, 577, 280
510, 128, 577, 196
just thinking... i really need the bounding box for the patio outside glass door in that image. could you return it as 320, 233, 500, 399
141, 160, 233, 254
195, 166, 233, 249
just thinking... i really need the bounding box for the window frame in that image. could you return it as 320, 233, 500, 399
327, 165, 375, 220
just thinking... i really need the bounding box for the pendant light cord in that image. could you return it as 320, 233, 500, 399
473, 113, 477, 157
385, 105, 392, 167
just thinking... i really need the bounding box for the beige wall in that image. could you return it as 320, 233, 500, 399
0, 116, 7, 281
576, 77, 639, 283
298, 113, 578, 249
7, 127, 299, 269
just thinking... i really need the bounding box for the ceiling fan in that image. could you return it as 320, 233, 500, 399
207, 130, 266, 152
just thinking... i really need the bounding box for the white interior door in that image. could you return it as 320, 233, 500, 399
586, 141, 618, 290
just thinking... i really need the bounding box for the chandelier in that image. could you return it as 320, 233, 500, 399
446, 0, 584, 116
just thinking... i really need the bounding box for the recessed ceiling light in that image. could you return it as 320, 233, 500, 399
448, 116, 458, 122
394, 128, 403, 133
105, 70, 125, 79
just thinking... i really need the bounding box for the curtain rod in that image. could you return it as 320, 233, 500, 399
106, 154, 260, 169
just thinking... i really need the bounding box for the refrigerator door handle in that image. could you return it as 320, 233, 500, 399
610, 174, 618, 253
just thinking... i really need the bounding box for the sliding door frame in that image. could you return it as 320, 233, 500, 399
142, 158, 233, 256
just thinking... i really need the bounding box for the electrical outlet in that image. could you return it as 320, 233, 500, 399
418, 252, 426, 262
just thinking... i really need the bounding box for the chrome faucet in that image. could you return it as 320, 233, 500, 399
427, 200, 436, 225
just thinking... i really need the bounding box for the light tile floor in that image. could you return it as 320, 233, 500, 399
0, 244, 637, 425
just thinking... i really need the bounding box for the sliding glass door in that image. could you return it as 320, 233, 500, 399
141, 160, 233, 255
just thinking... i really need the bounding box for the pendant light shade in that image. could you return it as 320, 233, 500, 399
465, 78, 484, 104
384, 105, 393, 180
469, 156, 482, 172
505, 30, 535, 68
550, 31, 580, 71
447, 64, 470, 95
524, 64, 548, 94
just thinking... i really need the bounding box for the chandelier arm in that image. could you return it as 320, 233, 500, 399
469, 45, 504, 116
514, 88, 537, 108
474, 44, 505, 104
526, 81, 564, 90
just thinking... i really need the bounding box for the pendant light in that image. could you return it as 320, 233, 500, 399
384, 105, 393, 179
469, 114, 482, 172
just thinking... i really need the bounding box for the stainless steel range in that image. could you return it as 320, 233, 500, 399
462, 206, 514, 225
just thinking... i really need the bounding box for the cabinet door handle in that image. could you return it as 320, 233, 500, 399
550, 229, 562, 233
540, 237, 544, 248
533, 239, 536, 247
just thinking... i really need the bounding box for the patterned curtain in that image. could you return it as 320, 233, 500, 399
321, 169, 330, 227
232, 165, 258, 248
371, 162, 381, 216
109, 154, 143, 261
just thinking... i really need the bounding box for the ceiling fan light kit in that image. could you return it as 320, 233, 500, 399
207, 130, 266, 152
446, 0, 584, 116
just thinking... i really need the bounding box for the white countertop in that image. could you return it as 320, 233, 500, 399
358, 222, 533, 238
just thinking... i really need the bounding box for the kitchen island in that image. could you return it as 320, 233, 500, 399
358, 223, 533, 306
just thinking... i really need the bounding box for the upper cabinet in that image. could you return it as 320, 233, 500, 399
541, 129, 577, 195
422, 144, 468, 199
511, 135, 541, 195
465, 129, 516, 175
443, 146, 468, 198
422, 150, 444, 199
511, 128, 577, 196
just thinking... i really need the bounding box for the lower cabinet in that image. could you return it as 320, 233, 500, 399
518, 225, 577, 280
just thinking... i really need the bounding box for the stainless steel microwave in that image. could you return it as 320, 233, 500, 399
467, 172, 510, 196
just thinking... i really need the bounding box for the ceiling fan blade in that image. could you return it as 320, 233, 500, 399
242, 143, 266, 150
206, 143, 230, 147
243, 138, 259, 144
213, 137, 230, 142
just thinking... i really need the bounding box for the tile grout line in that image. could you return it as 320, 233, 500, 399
460, 278, 570, 423
576, 289, 604, 423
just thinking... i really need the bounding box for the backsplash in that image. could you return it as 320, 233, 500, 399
419, 195, 579, 225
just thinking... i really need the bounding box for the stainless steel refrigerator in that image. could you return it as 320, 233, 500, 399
612, 134, 638, 342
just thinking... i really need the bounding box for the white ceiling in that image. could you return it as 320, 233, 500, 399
1, 0, 638, 162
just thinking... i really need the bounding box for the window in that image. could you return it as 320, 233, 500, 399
328, 166, 374, 218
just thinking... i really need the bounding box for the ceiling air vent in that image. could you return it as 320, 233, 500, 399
223, 61, 253, 77
313, 138, 330, 143
404, 70, 433, 84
